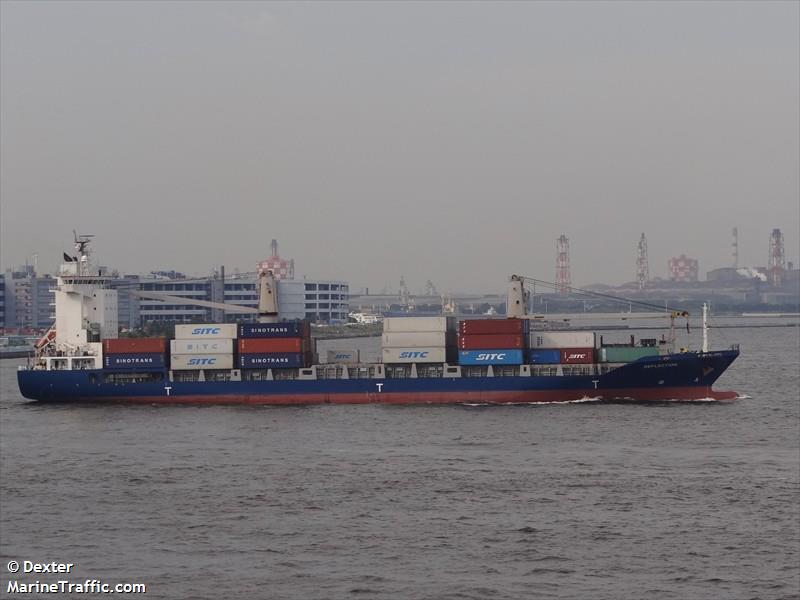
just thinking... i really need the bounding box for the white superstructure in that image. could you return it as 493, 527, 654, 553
38, 235, 117, 370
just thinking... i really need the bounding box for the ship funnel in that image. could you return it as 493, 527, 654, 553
507, 275, 526, 318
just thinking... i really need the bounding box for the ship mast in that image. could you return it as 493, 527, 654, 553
702, 302, 709, 353
73, 230, 94, 276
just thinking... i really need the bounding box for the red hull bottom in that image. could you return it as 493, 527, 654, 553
79, 386, 739, 405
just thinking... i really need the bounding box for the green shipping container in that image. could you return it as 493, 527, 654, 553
600, 347, 660, 363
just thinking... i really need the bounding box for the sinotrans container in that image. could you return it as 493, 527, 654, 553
104, 353, 166, 370
238, 322, 310, 339
239, 353, 306, 368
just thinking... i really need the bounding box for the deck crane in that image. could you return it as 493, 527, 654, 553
131, 271, 280, 323
506, 275, 704, 353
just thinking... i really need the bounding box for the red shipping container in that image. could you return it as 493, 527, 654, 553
103, 338, 167, 354
560, 348, 595, 364
238, 337, 305, 354
458, 333, 525, 350
458, 319, 525, 335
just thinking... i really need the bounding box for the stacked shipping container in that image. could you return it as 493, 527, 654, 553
598, 347, 659, 362
457, 319, 527, 365
103, 337, 167, 370
527, 331, 596, 364
237, 322, 312, 369
326, 349, 360, 364
171, 324, 236, 370
381, 317, 457, 363
101, 320, 655, 373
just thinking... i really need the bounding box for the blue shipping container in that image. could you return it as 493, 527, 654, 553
104, 353, 165, 370
238, 322, 308, 338
458, 349, 524, 366
527, 349, 561, 364
239, 353, 305, 368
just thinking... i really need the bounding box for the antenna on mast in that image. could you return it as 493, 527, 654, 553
72, 230, 95, 275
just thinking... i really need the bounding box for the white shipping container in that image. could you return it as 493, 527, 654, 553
170, 353, 234, 370
529, 331, 596, 349
382, 347, 449, 363
174, 323, 238, 340
382, 316, 456, 333
382, 331, 453, 348
171, 339, 234, 354
326, 349, 360, 364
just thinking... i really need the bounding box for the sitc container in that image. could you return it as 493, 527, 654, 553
326, 350, 360, 364
458, 349, 524, 366
170, 339, 233, 355
170, 354, 234, 370
174, 324, 237, 340
559, 348, 595, 364
381, 347, 451, 363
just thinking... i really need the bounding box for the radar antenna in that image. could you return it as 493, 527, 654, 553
72, 230, 95, 275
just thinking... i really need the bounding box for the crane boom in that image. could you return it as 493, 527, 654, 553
130, 291, 258, 314
130, 271, 281, 320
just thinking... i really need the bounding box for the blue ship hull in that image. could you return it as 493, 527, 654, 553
17, 350, 739, 404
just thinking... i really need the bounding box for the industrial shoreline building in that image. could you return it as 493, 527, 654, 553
112, 275, 349, 329
0, 271, 349, 331
1, 240, 349, 330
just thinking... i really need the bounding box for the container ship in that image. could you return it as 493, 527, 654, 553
16, 236, 739, 405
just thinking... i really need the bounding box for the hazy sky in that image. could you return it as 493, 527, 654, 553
2, 1, 798, 293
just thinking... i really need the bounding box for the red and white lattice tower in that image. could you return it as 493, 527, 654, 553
636, 233, 649, 290
555, 234, 571, 294
768, 228, 785, 287
257, 239, 295, 280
